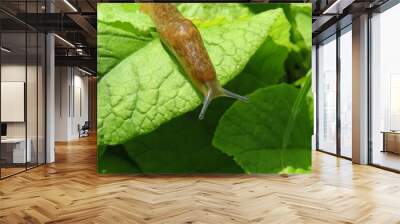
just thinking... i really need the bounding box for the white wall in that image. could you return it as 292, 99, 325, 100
1, 65, 37, 137
1, 63, 46, 164
72, 73, 89, 138
1, 65, 26, 141
55, 66, 70, 141
54, 67, 89, 141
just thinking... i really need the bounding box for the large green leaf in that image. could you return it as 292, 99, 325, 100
97, 4, 155, 78
123, 109, 242, 173
98, 9, 284, 145
213, 82, 312, 174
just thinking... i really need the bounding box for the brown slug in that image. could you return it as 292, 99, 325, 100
140, 3, 248, 119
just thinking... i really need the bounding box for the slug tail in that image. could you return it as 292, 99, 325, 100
198, 80, 248, 120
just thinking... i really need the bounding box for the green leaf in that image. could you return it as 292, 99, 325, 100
243, 3, 312, 83
289, 4, 312, 49
285, 4, 312, 82
222, 8, 292, 95
97, 3, 154, 29
177, 3, 253, 27
123, 109, 243, 173
213, 83, 312, 174
223, 39, 289, 96
98, 9, 284, 145
97, 145, 141, 174
97, 21, 153, 78
238, 10, 291, 93
97, 4, 154, 78
265, 8, 293, 49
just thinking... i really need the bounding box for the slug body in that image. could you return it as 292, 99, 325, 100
140, 3, 248, 119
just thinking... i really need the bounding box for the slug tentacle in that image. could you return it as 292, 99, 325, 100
199, 88, 213, 120
222, 89, 249, 102
198, 80, 248, 120
140, 3, 248, 120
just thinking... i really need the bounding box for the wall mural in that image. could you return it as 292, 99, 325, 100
97, 3, 313, 174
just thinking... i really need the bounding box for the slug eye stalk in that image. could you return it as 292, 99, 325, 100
198, 81, 249, 120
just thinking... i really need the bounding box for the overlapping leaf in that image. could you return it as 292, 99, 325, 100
213, 81, 312, 174
97, 4, 154, 78
98, 9, 284, 145
124, 110, 243, 173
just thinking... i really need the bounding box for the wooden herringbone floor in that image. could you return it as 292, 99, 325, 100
1, 135, 400, 224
